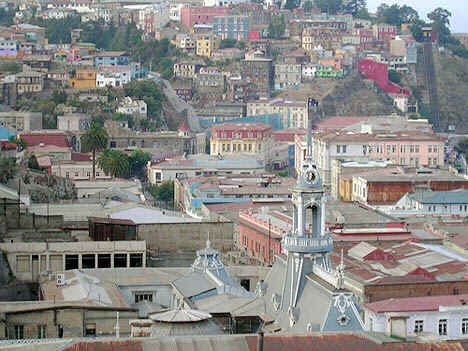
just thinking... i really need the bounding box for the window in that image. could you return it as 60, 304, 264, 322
130, 253, 143, 267
135, 292, 153, 303
409, 145, 414, 153
14, 325, 24, 339
462, 319, 468, 335
439, 319, 447, 336
414, 320, 423, 333
16, 255, 30, 273
114, 253, 127, 268
38, 325, 46, 339
415, 145, 420, 153
85, 323, 96, 336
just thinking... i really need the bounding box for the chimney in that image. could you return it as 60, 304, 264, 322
257, 330, 264, 351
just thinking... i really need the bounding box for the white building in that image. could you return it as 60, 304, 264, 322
57, 113, 91, 132
117, 97, 147, 117
301, 63, 317, 79
364, 294, 468, 341
96, 66, 131, 88
0, 39, 18, 51
203, 0, 249, 6
169, 4, 184, 21
148, 154, 265, 184
391, 189, 468, 217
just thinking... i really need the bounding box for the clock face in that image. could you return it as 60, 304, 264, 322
305, 170, 316, 184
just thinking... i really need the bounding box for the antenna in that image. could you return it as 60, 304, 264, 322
306, 98, 318, 158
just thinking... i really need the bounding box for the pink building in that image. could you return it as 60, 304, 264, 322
67, 48, 80, 62
368, 132, 446, 168
180, 6, 230, 29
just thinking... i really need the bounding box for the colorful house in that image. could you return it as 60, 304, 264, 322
359, 59, 410, 96
69, 69, 97, 89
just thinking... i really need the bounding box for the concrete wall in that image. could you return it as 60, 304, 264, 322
2, 308, 136, 339
137, 220, 234, 252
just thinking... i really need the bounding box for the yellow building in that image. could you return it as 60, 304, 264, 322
69, 69, 97, 89
196, 36, 219, 58
210, 122, 273, 158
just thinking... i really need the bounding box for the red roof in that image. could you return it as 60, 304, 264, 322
71, 153, 92, 162
364, 294, 468, 313
178, 119, 190, 132
212, 122, 273, 133
314, 116, 369, 130
273, 128, 306, 142
0, 141, 17, 150
20, 133, 70, 148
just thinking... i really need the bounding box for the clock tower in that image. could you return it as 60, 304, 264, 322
279, 98, 333, 320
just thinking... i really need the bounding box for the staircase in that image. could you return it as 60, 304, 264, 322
421, 42, 441, 131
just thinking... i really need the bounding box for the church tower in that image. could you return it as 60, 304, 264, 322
279, 98, 333, 324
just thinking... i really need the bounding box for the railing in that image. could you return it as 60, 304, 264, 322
281, 234, 333, 253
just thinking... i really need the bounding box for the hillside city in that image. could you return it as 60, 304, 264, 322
0, 0, 466, 349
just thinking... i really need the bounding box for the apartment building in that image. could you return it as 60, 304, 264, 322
212, 15, 249, 40
210, 122, 273, 156
295, 130, 446, 186
247, 98, 308, 129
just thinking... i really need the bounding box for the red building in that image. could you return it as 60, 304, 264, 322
180, 6, 230, 29
359, 59, 410, 96
239, 209, 289, 264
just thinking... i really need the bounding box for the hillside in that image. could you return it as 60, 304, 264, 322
318, 75, 395, 118
436, 53, 468, 133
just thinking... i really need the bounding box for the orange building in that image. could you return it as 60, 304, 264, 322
69, 69, 97, 89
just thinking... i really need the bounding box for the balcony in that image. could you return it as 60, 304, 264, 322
281, 234, 333, 254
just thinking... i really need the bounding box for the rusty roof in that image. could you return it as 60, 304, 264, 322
59, 334, 465, 351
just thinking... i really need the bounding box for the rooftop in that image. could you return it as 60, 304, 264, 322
7, 333, 464, 351
364, 294, 468, 313
408, 189, 468, 205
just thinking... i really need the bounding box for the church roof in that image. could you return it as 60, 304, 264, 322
258, 256, 364, 333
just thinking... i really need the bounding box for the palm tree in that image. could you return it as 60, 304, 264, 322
81, 123, 109, 180
97, 149, 130, 179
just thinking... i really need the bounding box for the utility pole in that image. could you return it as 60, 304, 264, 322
268, 218, 271, 266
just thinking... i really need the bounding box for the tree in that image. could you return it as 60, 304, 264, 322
220, 38, 237, 49
268, 14, 285, 39
428, 7, 451, 45
314, 0, 343, 14
455, 138, 468, 158
342, 0, 366, 16
124, 80, 166, 126
0, 157, 17, 184
129, 149, 151, 179
98, 149, 130, 178
149, 181, 174, 204
388, 69, 402, 84
28, 155, 40, 170
377, 4, 419, 28
81, 122, 109, 180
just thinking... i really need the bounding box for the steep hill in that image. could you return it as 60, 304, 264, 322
436, 53, 468, 133
318, 75, 395, 118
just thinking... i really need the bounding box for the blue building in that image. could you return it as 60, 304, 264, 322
212, 15, 249, 41
93, 51, 130, 67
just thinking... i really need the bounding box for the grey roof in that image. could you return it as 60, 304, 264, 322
110, 207, 202, 224
172, 271, 217, 299
150, 319, 224, 337
258, 256, 364, 333
409, 189, 468, 204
